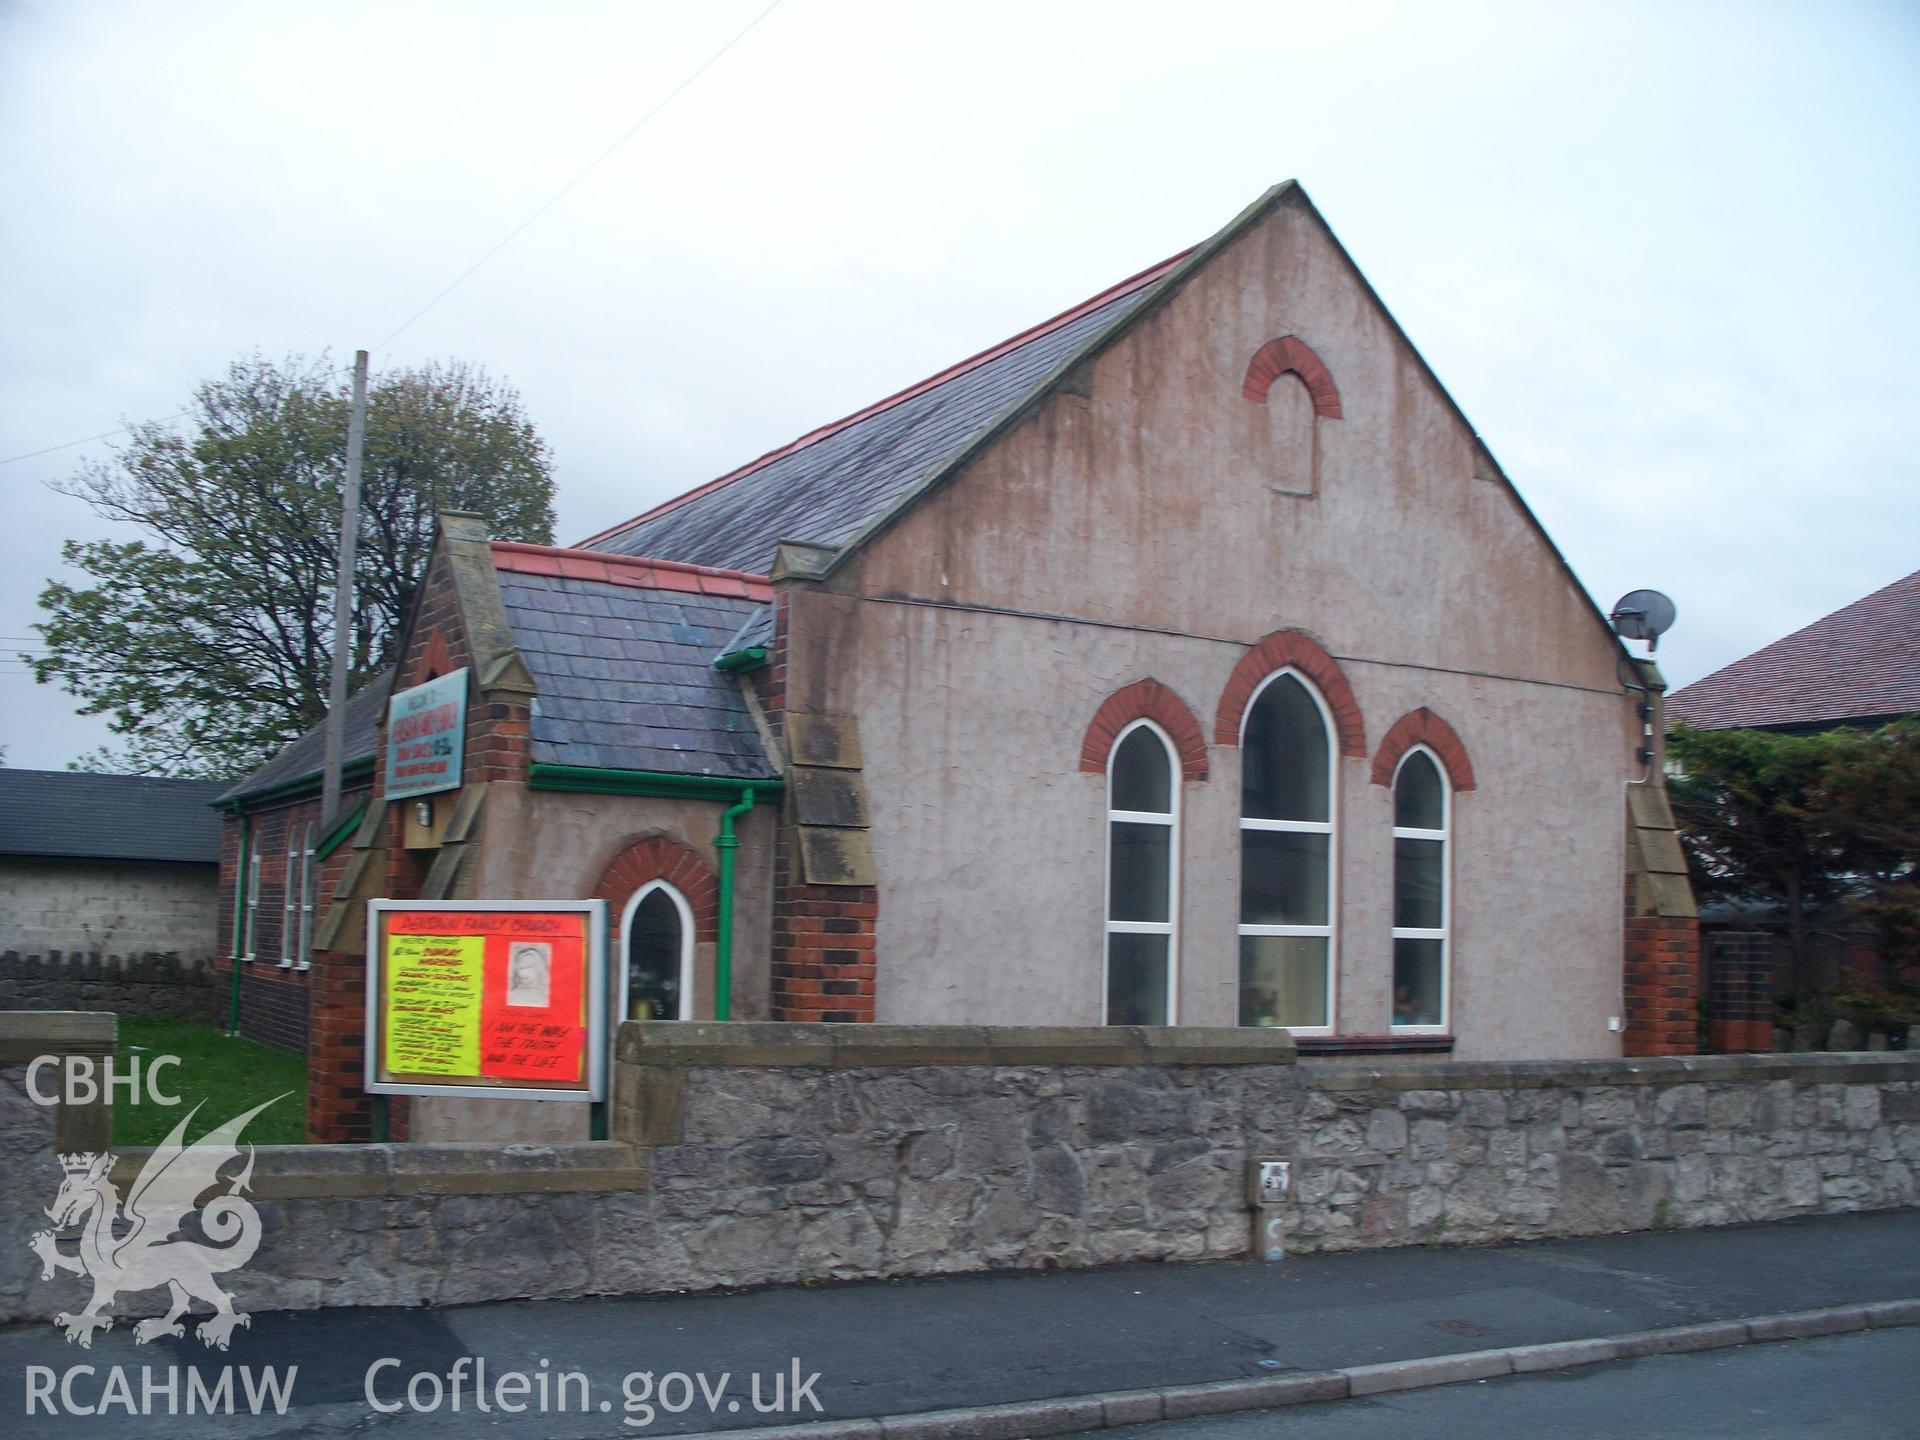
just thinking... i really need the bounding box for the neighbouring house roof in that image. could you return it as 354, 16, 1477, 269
1669, 569, 1920, 732
219, 671, 392, 805
491, 544, 779, 780
0, 769, 227, 863
578, 251, 1190, 575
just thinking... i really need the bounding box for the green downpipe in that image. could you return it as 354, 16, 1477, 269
713, 785, 756, 1022
227, 814, 249, 1037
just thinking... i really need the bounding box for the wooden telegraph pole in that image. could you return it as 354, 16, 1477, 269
320, 350, 369, 827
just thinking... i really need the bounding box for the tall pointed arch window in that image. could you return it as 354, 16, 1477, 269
296, 822, 316, 971
622, 881, 694, 1022
1392, 748, 1449, 1030
242, 831, 262, 963
1105, 721, 1178, 1025
280, 825, 300, 966
1238, 672, 1335, 1029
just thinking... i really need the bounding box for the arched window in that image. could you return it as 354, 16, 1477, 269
280, 825, 299, 967
622, 880, 694, 1021
1105, 720, 1178, 1025
1238, 672, 1335, 1030
1392, 748, 1449, 1030
243, 831, 261, 962
296, 822, 316, 971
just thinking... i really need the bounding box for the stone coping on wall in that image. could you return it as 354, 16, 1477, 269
1303, 1050, 1920, 1092
0, 1009, 116, 1062
102, 1140, 648, 1199
616, 1020, 1300, 1069
1, 1009, 116, 1151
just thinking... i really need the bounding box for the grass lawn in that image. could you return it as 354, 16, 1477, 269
112, 1018, 309, 1147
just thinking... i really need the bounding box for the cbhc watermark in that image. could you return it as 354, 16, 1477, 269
25, 1055, 181, 1107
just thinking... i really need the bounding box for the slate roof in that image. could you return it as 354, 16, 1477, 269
496, 568, 777, 779
219, 670, 391, 804
1669, 569, 1920, 731
0, 769, 227, 863
582, 254, 1186, 575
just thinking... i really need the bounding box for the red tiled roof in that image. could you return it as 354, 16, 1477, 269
1668, 569, 1920, 730
489, 541, 773, 602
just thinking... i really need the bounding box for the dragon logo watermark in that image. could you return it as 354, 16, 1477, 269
29, 1096, 286, 1351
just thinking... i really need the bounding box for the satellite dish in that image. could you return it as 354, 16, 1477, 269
1610, 589, 1677, 651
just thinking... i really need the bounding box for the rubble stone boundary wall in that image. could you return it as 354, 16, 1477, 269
3, 1014, 1916, 1322
0, 949, 214, 1022
1288, 1052, 1919, 1251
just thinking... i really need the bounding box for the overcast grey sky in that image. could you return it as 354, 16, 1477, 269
2, 0, 1915, 773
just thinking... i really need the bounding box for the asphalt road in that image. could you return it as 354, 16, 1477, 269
5, 1209, 1917, 1436
1110, 1326, 1920, 1440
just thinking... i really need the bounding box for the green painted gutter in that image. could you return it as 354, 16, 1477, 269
714, 786, 757, 1022
527, 764, 782, 803
227, 813, 249, 1037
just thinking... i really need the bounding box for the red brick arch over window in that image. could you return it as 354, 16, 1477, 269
1080, 679, 1208, 782
1214, 631, 1366, 757
1371, 708, 1477, 793
1241, 335, 1343, 419
593, 836, 720, 945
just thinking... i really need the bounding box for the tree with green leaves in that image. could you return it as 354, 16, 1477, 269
30, 354, 556, 778
1668, 718, 1920, 1005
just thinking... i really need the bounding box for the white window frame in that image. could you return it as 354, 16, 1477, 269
279, 825, 298, 967
1237, 668, 1338, 1034
1390, 745, 1451, 1033
617, 879, 696, 1023
243, 832, 261, 963
1103, 718, 1180, 1025
296, 822, 316, 971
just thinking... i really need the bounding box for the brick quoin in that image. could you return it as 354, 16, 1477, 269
1621, 874, 1702, 1057
1241, 335, 1343, 418
594, 836, 720, 947
1370, 708, 1478, 792
770, 822, 877, 1023
1213, 630, 1366, 756
1079, 678, 1209, 781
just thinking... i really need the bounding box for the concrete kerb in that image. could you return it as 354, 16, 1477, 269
682, 1301, 1920, 1440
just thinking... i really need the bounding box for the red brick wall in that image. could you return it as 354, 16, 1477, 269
213, 787, 370, 1054
1622, 874, 1702, 1056
306, 541, 529, 1141
769, 826, 877, 1023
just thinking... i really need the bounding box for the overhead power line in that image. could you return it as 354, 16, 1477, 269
0, 0, 785, 470
372, 0, 784, 356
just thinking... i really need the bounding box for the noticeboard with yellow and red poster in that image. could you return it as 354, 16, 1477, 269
364, 900, 607, 1100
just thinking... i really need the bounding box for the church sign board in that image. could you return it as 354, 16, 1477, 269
364, 900, 607, 1101
384, 668, 468, 801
